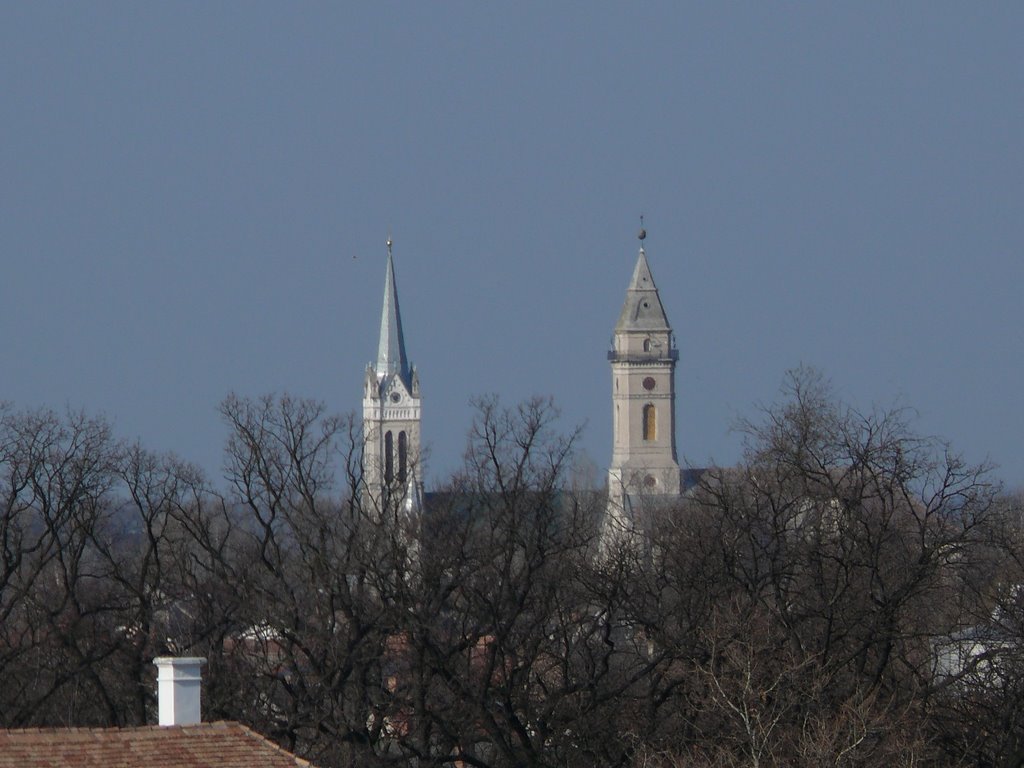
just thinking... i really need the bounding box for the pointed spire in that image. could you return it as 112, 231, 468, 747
376, 235, 411, 385
615, 227, 671, 332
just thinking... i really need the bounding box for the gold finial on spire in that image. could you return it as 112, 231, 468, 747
386, 231, 393, 256
638, 214, 646, 248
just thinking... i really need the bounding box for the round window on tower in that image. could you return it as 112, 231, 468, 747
643, 377, 656, 391
644, 475, 657, 488
390, 392, 401, 403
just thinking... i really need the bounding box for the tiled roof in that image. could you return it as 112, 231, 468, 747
0, 721, 316, 768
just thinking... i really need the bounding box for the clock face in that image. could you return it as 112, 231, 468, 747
390, 392, 401, 403
642, 377, 656, 391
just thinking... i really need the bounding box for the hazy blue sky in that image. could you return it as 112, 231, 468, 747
3, 4, 1022, 488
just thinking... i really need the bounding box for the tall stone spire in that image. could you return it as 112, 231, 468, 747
363, 235, 423, 515
376, 236, 411, 387
605, 226, 681, 541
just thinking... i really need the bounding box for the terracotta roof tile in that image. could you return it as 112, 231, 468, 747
0, 721, 316, 768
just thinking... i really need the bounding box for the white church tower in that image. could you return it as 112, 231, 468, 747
363, 236, 423, 515
606, 226, 681, 531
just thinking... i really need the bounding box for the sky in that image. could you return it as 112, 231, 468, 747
2, 3, 1022, 490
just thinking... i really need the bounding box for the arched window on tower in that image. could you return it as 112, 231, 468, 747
384, 431, 394, 484
643, 338, 651, 352
398, 431, 408, 484
643, 404, 656, 441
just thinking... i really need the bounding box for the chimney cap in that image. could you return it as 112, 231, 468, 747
154, 656, 207, 666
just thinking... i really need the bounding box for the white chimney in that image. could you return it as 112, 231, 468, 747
154, 657, 206, 726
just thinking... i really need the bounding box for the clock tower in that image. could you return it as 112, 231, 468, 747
606, 227, 681, 522
363, 237, 423, 515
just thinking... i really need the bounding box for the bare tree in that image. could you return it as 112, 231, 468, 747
644, 368, 1002, 766
0, 374, 1018, 768
210, 393, 410, 766
0, 405, 118, 725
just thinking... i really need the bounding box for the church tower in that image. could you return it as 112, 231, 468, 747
363, 236, 423, 514
607, 227, 681, 517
